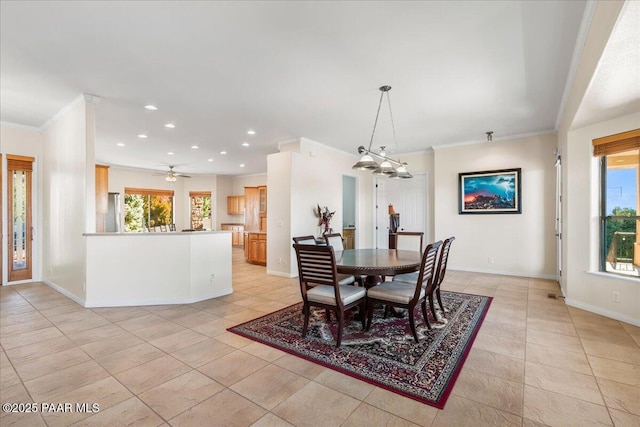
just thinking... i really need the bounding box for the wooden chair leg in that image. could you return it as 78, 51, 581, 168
429, 295, 437, 322
336, 310, 344, 347
325, 309, 331, 321
358, 300, 366, 330
408, 306, 419, 342
302, 304, 311, 337
436, 288, 446, 313
421, 300, 432, 330
366, 300, 375, 331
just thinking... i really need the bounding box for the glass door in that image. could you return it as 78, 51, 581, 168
7, 156, 33, 282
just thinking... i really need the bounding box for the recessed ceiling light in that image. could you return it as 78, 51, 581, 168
117, 143, 125, 147
207, 158, 214, 162
137, 134, 148, 139
242, 142, 250, 147
220, 151, 227, 155
168, 152, 174, 155
247, 130, 255, 135
240, 163, 245, 168
191, 145, 199, 149
144, 105, 158, 111
164, 123, 175, 128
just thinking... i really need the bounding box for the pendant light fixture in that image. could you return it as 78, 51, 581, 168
352, 85, 412, 179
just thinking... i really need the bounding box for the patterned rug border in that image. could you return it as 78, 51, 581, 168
227, 291, 492, 409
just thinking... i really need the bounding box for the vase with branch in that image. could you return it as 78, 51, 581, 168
315, 204, 335, 236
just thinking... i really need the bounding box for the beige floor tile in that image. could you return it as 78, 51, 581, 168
13, 347, 91, 382
576, 324, 638, 348
5, 335, 76, 364
523, 385, 612, 426
272, 381, 361, 427
597, 378, 640, 416
525, 343, 591, 375
95, 342, 165, 374
432, 395, 521, 427
451, 367, 523, 416
24, 360, 110, 402
90, 306, 150, 323
72, 397, 163, 427
131, 321, 186, 341
610, 409, 640, 427
621, 323, 640, 347
53, 315, 111, 334
526, 317, 577, 337
313, 369, 376, 401
40, 377, 132, 427
114, 354, 192, 395
581, 338, 640, 365
472, 333, 525, 360
171, 310, 221, 328
224, 308, 266, 324
213, 331, 255, 348
0, 383, 46, 426
149, 328, 209, 353
273, 354, 328, 381
1, 365, 21, 388
198, 350, 269, 387
364, 387, 439, 426
138, 370, 224, 420
169, 388, 266, 427
170, 338, 235, 368
478, 319, 526, 341
464, 348, 525, 383
230, 364, 309, 410
191, 317, 235, 337
65, 323, 129, 346
250, 413, 295, 427
342, 402, 421, 427
526, 328, 584, 354
116, 313, 167, 332
524, 361, 603, 405
241, 341, 287, 362
588, 355, 640, 387
80, 331, 145, 359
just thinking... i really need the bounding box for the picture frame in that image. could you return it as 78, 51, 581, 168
458, 168, 522, 214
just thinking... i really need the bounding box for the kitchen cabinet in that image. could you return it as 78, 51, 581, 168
244, 187, 260, 232
245, 232, 266, 265
221, 224, 244, 247
258, 186, 267, 232
342, 228, 355, 249
227, 195, 245, 215
95, 165, 109, 232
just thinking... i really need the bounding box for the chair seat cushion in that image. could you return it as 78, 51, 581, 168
392, 271, 419, 283
307, 285, 366, 306
337, 274, 356, 286
367, 282, 424, 304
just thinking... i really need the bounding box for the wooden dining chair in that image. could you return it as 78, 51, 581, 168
366, 240, 442, 342
431, 236, 456, 315
293, 244, 367, 347
293, 235, 355, 286
395, 231, 424, 253
169, 223, 176, 231
159, 224, 168, 232
324, 233, 345, 251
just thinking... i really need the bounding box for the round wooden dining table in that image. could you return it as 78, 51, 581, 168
335, 249, 422, 288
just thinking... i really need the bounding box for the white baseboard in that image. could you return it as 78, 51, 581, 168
42, 279, 86, 306
83, 287, 233, 308
565, 298, 640, 327
267, 269, 296, 278
450, 266, 556, 280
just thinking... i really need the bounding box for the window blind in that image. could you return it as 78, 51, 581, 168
125, 187, 174, 197
593, 129, 640, 157
189, 191, 212, 198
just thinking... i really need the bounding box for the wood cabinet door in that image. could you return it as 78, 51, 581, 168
258, 238, 267, 264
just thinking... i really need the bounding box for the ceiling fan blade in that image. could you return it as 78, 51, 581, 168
176, 174, 191, 178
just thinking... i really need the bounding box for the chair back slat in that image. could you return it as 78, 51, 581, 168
293, 235, 317, 245
418, 241, 443, 296
294, 244, 340, 294
434, 236, 455, 287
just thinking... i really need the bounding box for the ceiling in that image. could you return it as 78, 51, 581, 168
0, 1, 607, 176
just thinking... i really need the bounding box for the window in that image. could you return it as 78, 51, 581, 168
594, 129, 640, 277
124, 188, 174, 232
189, 191, 211, 230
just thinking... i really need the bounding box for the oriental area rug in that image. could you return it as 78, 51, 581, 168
228, 291, 492, 409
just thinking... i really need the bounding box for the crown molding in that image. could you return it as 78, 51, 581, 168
431, 129, 556, 151
40, 94, 101, 131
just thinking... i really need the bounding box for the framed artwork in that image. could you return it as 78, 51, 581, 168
458, 168, 521, 214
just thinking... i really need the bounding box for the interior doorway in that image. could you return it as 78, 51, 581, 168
375, 174, 427, 249
7, 155, 34, 282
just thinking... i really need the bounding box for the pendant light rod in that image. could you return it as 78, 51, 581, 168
367, 86, 391, 151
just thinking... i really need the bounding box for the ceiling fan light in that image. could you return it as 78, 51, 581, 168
165, 175, 177, 182
352, 154, 378, 170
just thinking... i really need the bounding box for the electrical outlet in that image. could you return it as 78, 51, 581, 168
210, 274, 215, 283
613, 291, 620, 303
278, 257, 283, 264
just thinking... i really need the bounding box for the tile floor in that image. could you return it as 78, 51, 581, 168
1, 248, 639, 426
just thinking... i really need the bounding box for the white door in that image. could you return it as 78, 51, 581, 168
375, 174, 427, 248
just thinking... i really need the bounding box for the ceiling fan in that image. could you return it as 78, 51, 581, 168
160, 166, 191, 182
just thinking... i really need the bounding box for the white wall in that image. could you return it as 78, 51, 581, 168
0, 124, 44, 284
434, 134, 557, 278
41, 96, 95, 300
564, 112, 640, 325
